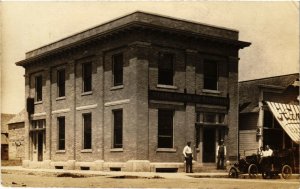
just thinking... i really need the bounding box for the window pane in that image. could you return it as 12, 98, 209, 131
204, 60, 218, 90
83, 114, 92, 149
113, 54, 123, 86
57, 69, 65, 97
158, 53, 173, 85
113, 110, 123, 148
203, 113, 216, 123
35, 75, 43, 101
58, 117, 65, 150
83, 63, 92, 92
218, 114, 225, 124
263, 111, 273, 128
158, 109, 173, 148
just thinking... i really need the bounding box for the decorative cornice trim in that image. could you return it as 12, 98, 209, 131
104, 99, 130, 107
76, 104, 98, 111
52, 108, 71, 114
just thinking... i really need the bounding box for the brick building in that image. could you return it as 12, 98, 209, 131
239, 73, 299, 172
7, 109, 26, 160
16, 12, 250, 171
1, 113, 15, 160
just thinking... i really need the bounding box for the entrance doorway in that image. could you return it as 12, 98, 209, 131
203, 127, 216, 162
37, 132, 43, 161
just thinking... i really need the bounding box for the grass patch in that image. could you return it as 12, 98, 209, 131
56, 173, 85, 178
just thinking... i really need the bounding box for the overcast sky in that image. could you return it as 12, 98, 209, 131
1, 1, 299, 114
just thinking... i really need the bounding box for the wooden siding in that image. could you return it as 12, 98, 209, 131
239, 113, 258, 130
239, 130, 258, 156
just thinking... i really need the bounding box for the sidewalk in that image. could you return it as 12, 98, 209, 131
1, 166, 228, 179
2, 166, 299, 180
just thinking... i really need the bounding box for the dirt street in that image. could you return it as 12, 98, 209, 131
1, 170, 299, 188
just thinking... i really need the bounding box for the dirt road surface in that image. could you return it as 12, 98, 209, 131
1, 170, 299, 188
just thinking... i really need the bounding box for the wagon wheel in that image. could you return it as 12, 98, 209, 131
248, 164, 258, 178
281, 165, 292, 179
228, 168, 238, 178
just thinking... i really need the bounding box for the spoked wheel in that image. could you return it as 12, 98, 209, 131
228, 168, 238, 178
248, 164, 258, 178
281, 165, 292, 179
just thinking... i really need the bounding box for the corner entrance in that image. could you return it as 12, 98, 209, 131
203, 128, 216, 162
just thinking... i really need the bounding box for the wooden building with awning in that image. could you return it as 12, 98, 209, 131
239, 73, 299, 172
266, 102, 300, 144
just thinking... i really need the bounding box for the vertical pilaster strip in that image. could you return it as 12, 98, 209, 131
227, 56, 239, 161
24, 72, 30, 162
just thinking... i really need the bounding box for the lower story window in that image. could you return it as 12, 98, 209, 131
57, 117, 65, 150
113, 109, 123, 148
158, 109, 174, 148
83, 113, 92, 149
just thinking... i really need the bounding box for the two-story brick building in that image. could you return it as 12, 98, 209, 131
16, 11, 250, 172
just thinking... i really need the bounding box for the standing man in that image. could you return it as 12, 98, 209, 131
216, 139, 226, 169
183, 141, 193, 173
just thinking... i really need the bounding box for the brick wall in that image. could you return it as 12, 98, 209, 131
23, 26, 243, 166
8, 123, 25, 160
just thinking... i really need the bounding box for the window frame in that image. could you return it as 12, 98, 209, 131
57, 68, 66, 97
157, 109, 174, 148
82, 113, 92, 150
57, 117, 65, 150
35, 75, 43, 102
113, 109, 123, 149
112, 53, 124, 86
82, 62, 92, 93
158, 53, 174, 86
203, 60, 218, 90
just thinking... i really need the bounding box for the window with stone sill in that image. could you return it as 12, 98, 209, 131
35, 75, 43, 102
158, 53, 174, 86
158, 109, 174, 148
83, 113, 92, 149
57, 117, 65, 150
82, 62, 92, 93
203, 60, 218, 90
57, 68, 65, 97
112, 53, 123, 87
113, 109, 123, 148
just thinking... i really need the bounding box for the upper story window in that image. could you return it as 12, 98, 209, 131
113, 109, 123, 148
158, 53, 174, 85
112, 53, 123, 86
35, 75, 43, 102
158, 109, 174, 148
82, 62, 92, 92
57, 69, 65, 97
204, 60, 218, 90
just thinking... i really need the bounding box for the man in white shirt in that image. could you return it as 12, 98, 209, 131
262, 145, 273, 157
183, 141, 193, 173
216, 139, 226, 169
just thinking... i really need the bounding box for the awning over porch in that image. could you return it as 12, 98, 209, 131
266, 101, 300, 144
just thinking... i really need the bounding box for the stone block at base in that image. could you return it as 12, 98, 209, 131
125, 160, 150, 172
92, 160, 104, 171
22, 160, 30, 168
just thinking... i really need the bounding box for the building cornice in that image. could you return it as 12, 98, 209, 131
16, 11, 251, 67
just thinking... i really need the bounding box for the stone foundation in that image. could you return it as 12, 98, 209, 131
23, 160, 203, 172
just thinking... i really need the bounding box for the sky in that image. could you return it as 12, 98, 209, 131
1, 1, 299, 114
